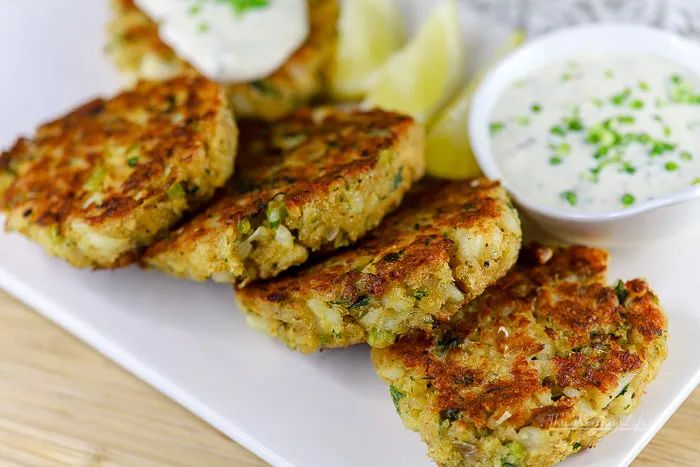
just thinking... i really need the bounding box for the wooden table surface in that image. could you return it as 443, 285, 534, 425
0, 290, 698, 467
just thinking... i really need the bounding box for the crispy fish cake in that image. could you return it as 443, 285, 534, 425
0, 75, 237, 269
144, 107, 425, 284
236, 179, 522, 353
372, 244, 668, 467
107, 0, 338, 121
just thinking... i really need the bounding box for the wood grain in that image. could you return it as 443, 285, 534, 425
0, 290, 697, 466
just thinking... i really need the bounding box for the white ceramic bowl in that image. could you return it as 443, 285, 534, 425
469, 24, 700, 247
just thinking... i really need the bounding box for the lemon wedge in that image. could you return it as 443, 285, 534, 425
330, 0, 404, 100
363, 0, 465, 123
425, 31, 526, 179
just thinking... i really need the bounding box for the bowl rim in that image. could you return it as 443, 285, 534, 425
469, 23, 700, 223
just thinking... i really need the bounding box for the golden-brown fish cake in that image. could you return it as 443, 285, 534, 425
0, 75, 237, 269
144, 107, 425, 284
372, 244, 668, 467
236, 178, 521, 353
107, 0, 338, 121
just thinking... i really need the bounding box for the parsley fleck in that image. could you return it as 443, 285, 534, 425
127, 156, 139, 168
614, 280, 628, 303
549, 156, 562, 166
664, 161, 679, 172
489, 122, 505, 136
567, 118, 583, 131
219, 0, 270, 15
650, 141, 676, 156
413, 290, 429, 300
561, 190, 577, 206
550, 125, 566, 137
166, 182, 186, 199
621, 193, 636, 207
531, 103, 542, 113
630, 99, 644, 110
611, 88, 631, 105
573, 442, 582, 450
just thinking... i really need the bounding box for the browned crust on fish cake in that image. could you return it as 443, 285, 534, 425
237, 179, 522, 353
108, 0, 338, 120
144, 107, 426, 284
0, 75, 237, 268
372, 244, 668, 467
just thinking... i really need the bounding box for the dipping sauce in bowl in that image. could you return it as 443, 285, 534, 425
489, 54, 700, 214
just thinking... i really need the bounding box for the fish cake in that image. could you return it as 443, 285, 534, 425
372, 244, 668, 467
107, 0, 338, 121
0, 75, 237, 269
144, 107, 425, 284
236, 178, 522, 353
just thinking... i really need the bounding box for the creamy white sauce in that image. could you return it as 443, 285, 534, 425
134, 0, 308, 82
490, 54, 700, 213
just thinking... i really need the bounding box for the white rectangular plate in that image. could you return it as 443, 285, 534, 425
1, 2, 699, 466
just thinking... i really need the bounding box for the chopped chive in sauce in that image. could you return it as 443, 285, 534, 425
692, 178, 700, 186
639, 81, 650, 91
567, 118, 583, 131
550, 125, 566, 137
616, 115, 635, 125
561, 72, 573, 82
650, 141, 676, 156
680, 151, 693, 160
664, 161, 680, 172
549, 156, 562, 165
621, 193, 636, 207
531, 103, 542, 113
221, 0, 271, 15
604, 69, 615, 79
630, 99, 644, 110
561, 190, 577, 206
553, 142, 571, 156
671, 74, 683, 85
188, 4, 202, 15
610, 88, 631, 105
489, 122, 505, 136
197, 22, 210, 33
622, 161, 637, 174
517, 116, 530, 126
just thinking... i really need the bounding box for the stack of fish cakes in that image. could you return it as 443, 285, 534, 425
1, 5, 669, 463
